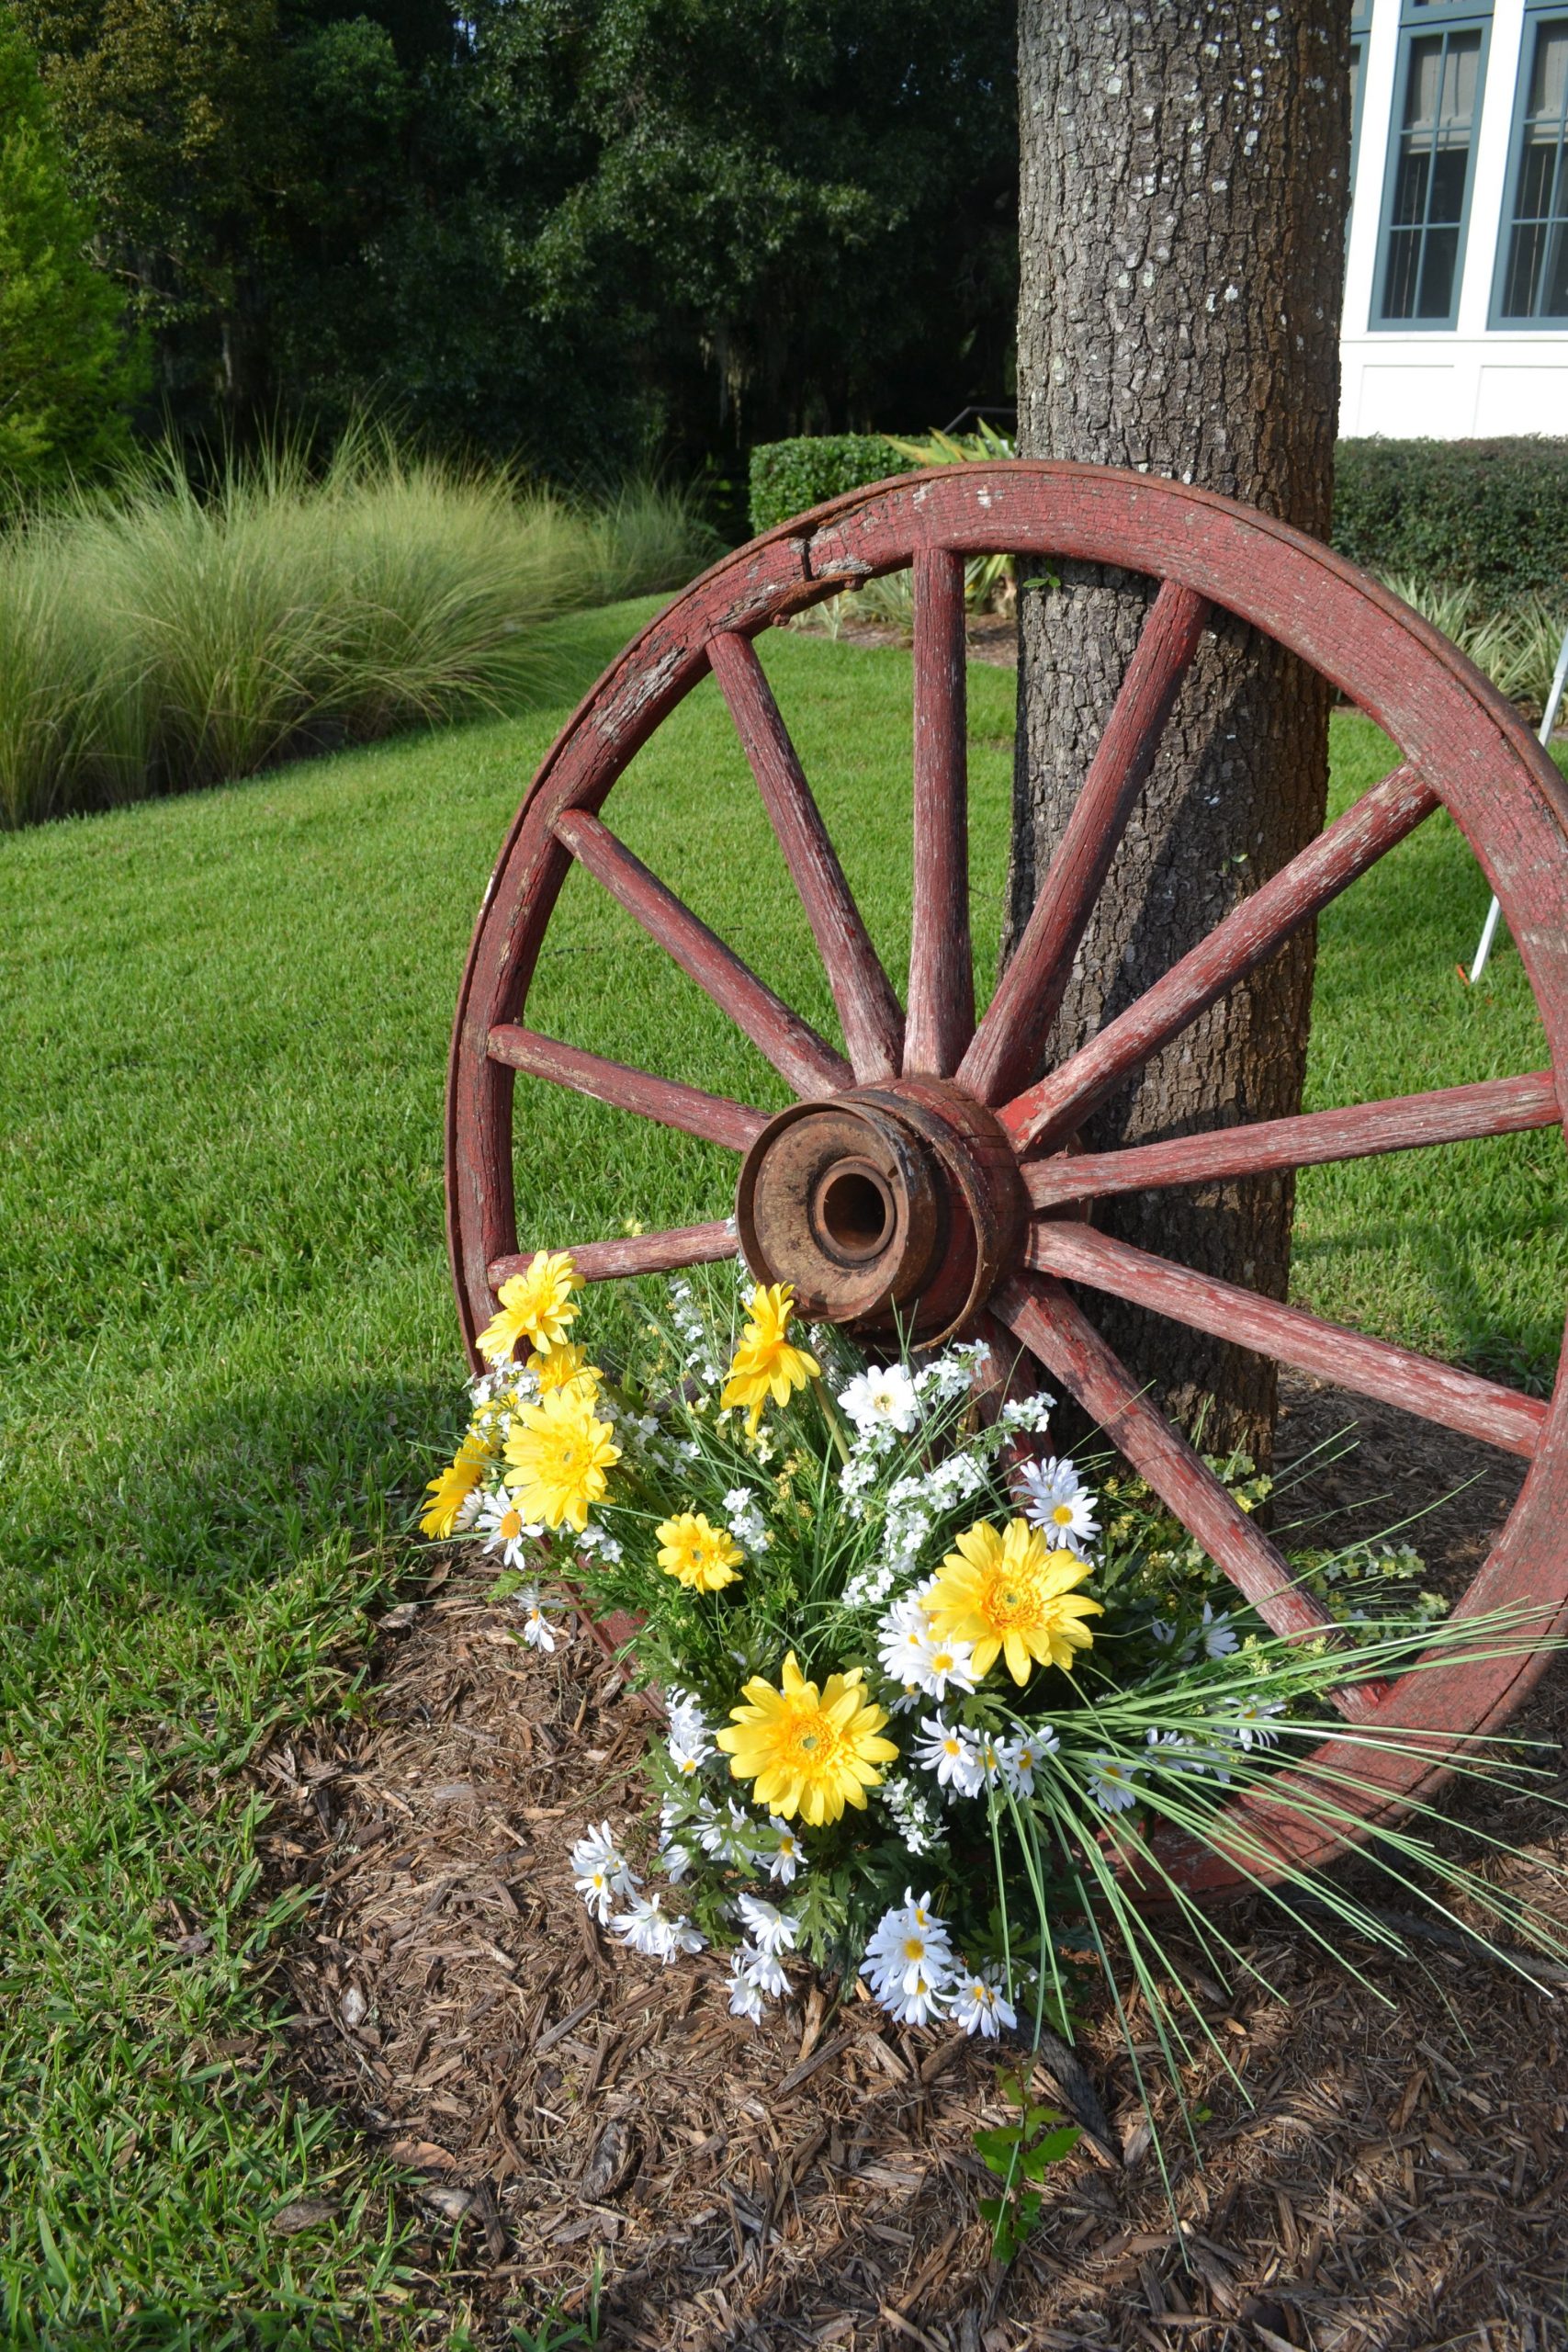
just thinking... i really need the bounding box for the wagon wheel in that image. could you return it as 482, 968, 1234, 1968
446, 460, 1568, 1894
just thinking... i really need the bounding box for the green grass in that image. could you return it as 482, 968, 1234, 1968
3, 605, 1565, 2342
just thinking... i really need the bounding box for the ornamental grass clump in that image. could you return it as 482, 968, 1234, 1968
421, 1258, 1568, 2168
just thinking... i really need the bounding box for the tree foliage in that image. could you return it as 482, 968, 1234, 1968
12, 0, 1016, 481
0, 6, 143, 492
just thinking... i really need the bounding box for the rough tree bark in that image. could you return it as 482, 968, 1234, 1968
1010, 0, 1350, 1460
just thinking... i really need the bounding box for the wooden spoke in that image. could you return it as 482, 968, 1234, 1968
707, 630, 906, 1082
553, 807, 852, 1100
906, 548, 974, 1076
1026, 1069, 1562, 1209
960, 581, 1210, 1105
1001, 763, 1439, 1156
486, 1024, 768, 1152
1025, 1219, 1548, 1459
488, 1220, 739, 1288
995, 1273, 1387, 1720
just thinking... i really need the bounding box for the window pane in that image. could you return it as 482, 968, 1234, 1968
1499, 19, 1568, 319
1381, 28, 1483, 319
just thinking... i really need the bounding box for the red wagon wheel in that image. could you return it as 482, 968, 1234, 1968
446, 461, 1568, 1894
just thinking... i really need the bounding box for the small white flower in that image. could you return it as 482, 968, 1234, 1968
860, 1889, 956, 2003
876, 1595, 932, 1683
1231, 1697, 1284, 1750
695, 1798, 764, 1871
655, 1833, 694, 1882
722, 1485, 771, 1554
1200, 1601, 1239, 1660
665, 1688, 712, 1777
1085, 1753, 1140, 1814
764, 1816, 803, 1884
571, 1822, 638, 1921
912, 1714, 985, 1798
576, 1523, 623, 1564
1017, 1456, 1100, 1554
516, 1587, 562, 1651
998, 1393, 1055, 1434
736, 1941, 791, 1998
610, 1890, 705, 1962
883, 1774, 943, 1860
1000, 1727, 1058, 1796
736, 1894, 797, 1956
951, 1964, 1018, 2039
839, 1363, 920, 1436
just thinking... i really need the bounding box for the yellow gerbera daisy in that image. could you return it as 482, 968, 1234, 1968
922, 1517, 1102, 1685
502, 1391, 620, 1532
419, 1434, 490, 1538
477, 1250, 579, 1366
656, 1510, 744, 1592
720, 1283, 820, 1434
529, 1341, 602, 1404
716, 1650, 897, 1826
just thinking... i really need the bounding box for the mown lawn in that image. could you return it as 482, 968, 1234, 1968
3, 599, 1564, 2344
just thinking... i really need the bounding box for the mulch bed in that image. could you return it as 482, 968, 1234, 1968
259, 1378, 1568, 2350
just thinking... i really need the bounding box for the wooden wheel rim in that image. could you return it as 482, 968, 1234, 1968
446, 460, 1568, 1894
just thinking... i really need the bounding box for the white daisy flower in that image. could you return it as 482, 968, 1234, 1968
570, 1822, 638, 1921
655, 1832, 694, 1882
951, 1965, 1019, 2039
736, 1941, 791, 1998
1085, 1752, 1140, 1814
860, 1890, 956, 2002
664, 1688, 712, 1778
735, 1894, 797, 1956
1000, 1727, 1058, 1797
1018, 1457, 1100, 1554
912, 1715, 986, 1798
1231, 1697, 1285, 1750
764, 1816, 803, 1884
694, 1798, 764, 1871
728, 1965, 767, 2023
876, 1595, 933, 1684
909, 1634, 977, 1704
877, 1967, 951, 2030
610, 1890, 705, 1963
1199, 1601, 1239, 1660
839, 1363, 920, 1437
516, 1588, 562, 1651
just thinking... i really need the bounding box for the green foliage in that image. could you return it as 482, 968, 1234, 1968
2, 626, 1566, 2326
17, 0, 1017, 481
749, 434, 906, 534
0, 434, 720, 825
974, 2073, 1080, 2263
1382, 572, 1568, 716
1335, 437, 1568, 602
0, 6, 142, 492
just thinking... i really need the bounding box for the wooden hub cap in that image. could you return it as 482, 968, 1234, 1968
735, 1080, 1026, 1342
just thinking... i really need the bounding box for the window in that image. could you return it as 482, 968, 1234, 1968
1495, 12, 1568, 321
1376, 9, 1491, 324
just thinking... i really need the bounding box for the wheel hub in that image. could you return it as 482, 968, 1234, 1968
734, 1079, 1025, 1341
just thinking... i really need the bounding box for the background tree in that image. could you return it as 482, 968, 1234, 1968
0, 7, 143, 491
1009, 0, 1349, 1457
14, 0, 1017, 489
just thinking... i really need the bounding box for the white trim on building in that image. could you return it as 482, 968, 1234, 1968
1340, 0, 1568, 437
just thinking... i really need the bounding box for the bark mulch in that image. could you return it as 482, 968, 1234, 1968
258, 1382, 1568, 2351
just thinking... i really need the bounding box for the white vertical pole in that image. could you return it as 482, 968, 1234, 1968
1471, 621, 1568, 984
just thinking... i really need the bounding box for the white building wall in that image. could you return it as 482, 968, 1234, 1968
1339, 0, 1568, 437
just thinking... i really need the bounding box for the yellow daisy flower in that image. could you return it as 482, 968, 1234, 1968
502, 1391, 620, 1532
477, 1250, 579, 1366
419, 1434, 490, 1538
720, 1283, 820, 1434
716, 1650, 897, 1826
656, 1511, 744, 1593
922, 1517, 1102, 1686
529, 1341, 602, 1404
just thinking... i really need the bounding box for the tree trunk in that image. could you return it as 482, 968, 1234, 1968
1010, 0, 1349, 1462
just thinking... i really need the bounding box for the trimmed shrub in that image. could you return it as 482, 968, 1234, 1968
1333, 438, 1568, 601
749, 435, 906, 535
749, 431, 1568, 601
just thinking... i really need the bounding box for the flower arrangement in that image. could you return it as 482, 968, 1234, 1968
421, 1250, 1568, 2182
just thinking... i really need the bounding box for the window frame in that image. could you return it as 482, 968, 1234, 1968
1371, 0, 1495, 331
1489, 2, 1568, 327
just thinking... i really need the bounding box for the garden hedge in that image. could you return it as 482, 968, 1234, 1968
749, 434, 1568, 602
